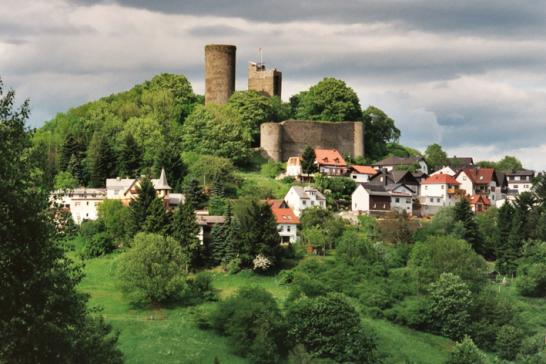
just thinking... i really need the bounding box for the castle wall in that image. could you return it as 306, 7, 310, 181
205, 44, 236, 104
248, 63, 282, 98
260, 120, 365, 161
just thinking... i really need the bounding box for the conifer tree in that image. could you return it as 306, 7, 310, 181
184, 178, 206, 209
143, 198, 170, 234
496, 202, 517, 274
210, 203, 235, 265
301, 145, 317, 175
129, 177, 156, 234
454, 198, 483, 255
0, 81, 122, 363
88, 132, 116, 187
118, 133, 141, 178
171, 202, 200, 271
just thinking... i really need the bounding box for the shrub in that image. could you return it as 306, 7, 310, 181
186, 272, 217, 303
117, 233, 189, 304
81, 232, 115, 258
446, 336, 488, 364
496, 325, 524, 360
516, 263, 546, 297
260, 160, 283, 178
210, 287, 288, 364
384, 296, 431, 330
286, 294, 379, 363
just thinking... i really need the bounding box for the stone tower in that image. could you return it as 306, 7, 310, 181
248, 62, 282, 98
205, 44, 236, 104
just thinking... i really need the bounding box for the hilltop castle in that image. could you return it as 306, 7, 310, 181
203, 44, 365, 161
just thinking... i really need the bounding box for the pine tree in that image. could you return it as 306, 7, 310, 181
184, 178, 206, 209
143, 198, 170, 234
129, 177, 156, 234
208, 178, 226, 215
496, 202, 517, 274
67, 153, 86, 185
118, 133, 141, 178
88, 132, 116, 187
301, 145, 317, 175
209, 203, 235, 265
0, 81, 122, 363
454, 198, 483, 255
171, 203, 200, 271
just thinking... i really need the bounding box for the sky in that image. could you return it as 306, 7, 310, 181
2, 0, 546, 170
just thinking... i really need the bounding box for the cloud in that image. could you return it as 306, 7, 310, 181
2, 0, 546, 170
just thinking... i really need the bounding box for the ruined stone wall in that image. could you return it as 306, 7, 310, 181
205, 44, 236, 104
260, 120, 365, 161
248, 63, 282, 98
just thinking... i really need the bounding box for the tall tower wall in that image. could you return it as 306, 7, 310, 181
205, 44, 236, 104
248, 63, 282, 98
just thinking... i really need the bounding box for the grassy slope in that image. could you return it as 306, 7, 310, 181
78, 253, 459, 364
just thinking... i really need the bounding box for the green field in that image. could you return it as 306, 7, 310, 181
78, 253, 463, 364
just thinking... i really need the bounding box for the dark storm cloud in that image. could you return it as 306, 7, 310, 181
72, 0, 546, 37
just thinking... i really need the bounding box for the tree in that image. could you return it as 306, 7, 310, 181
453, 198, 484, 255
363, 105, 401, 161
428, 273, 473, 340
171, 203, 200, 271
184, 178, 206, 210
425, 143, 448, 172
446, 336, 488, 364
182, 104, 252, 164
233, 200, 281, 268
184, 154, 237, 192
228, 90, 276, 145
409, 235, 488, 291
118, 133, 141, 177
88, 132, 116, 187
496, 201, 517, 274
117, 232, 188, 304
301, 145, 317, 175
496, 155, 523, 172
97, 199, 131, 244
129, 177, 156, 233
292, 78, 363, 122
286, 294, 379, 363
54, 171, 79, 190
143, 197, 170, 234
475, 207, 499, 260
210, 287, 288, 364
209, 203, 234, 265
0, 80, 122, 363
496, 325, 523, 360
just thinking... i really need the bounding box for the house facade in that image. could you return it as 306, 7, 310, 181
50, 188, 106, 224
368, 169, 420, 196
469, 194, 491, 213
350, 165, 377, 183
505, 170, 535, 195
286, 156, 302, 177
267, 200, 300, 243
284, 186, 326, 217
419, 174, 462, 215
455, 167, 504, 203
352, 183, 413, 215
314, 148, 348, 176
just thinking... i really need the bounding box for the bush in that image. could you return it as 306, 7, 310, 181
516, 263, 546, 297
446, 336, 488, 364
117, 233, 189, 304
210, 287, 288, 364
260, 160, 284, 178
186, 272, 217, 303
384, 296, 430, 330
286, 294, 379, 363
496, 325, 523, 360
81, 232, 115, 258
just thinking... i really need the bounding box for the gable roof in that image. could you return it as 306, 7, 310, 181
357, 183, 413, 197
422, 174, 460, 185
505, 169, 535, 177
469, 194, 491, 206
351, 165, 376, 175
375, 156, 424, 167
287, 156, 302, 166
314, 148, 347, 167
447, 157, 474, 168
461, 168, 495, 185
289, 186, 326, 201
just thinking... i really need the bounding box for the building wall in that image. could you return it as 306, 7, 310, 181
352, 185, 370, 212
205, 44, 236, 105
278, 223, 298, 243
261, 120, 365, 162
456, 172, 474, 196
350, 173, 370, 183
248, 63, 282, 98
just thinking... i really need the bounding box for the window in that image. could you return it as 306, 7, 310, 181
287, 226, 291, 232
514, 184, 519, 189
75, 202, 80, 206
86, 202, 89, 206
437, 198, 441, 203
278, 225, 283, 232
352, 175, 357, 179
406, 198, 411, 203
395, 198, 400, 203
441, 185, 444, 189
524, 184, 529, 188
303, 200, 307, 205
430, 198, 434, 203
425, 185, 428, 190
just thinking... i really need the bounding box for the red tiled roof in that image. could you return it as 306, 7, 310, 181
271, 207, 300, 225
422, 173, 460, 185
314, 149, 347, 167
462, 168, 494, 185
351, 165, 377, 175
469, 194, 491, 206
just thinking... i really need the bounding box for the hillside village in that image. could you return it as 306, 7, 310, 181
4, 43, 546, 364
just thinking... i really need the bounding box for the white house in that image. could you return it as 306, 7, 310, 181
505, 170, 535, 195
314, 148, 348, 176
50, 188, 106, 223
352, 183, 413, 215
284, 186, 326, 217
350, 165, 377, 183
455, 167, 504, 203
431, 166, 457, 177
267, 200, 300, 243
286, 156, 302, 177
373, 156, 429, 175
419, 174, 462, 215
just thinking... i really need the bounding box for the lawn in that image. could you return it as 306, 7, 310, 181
78, 253, 463, 364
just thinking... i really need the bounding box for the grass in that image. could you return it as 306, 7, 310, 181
76, 252, 468, 364
235, 170, 291, 200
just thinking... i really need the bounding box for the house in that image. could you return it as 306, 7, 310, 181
368, 169, 420, 195
373, 156, 429, 175
505, 169, 535, 195
286, 156, 302, 177
50, 188, 106, 224
350, 165, 377, 183
352, 183, 413, 215
412, 171, 429, 184
447, 156, 474, 169
267, 200, 300, 243
469, 195, 491, 213
314, 148, 348, 176
419, 174, 462, 215
284, 186, 326, 217
106, 168, 184, 208
455, 167, 503, 203
431, 166, 457, 177
195, 210, 225, 245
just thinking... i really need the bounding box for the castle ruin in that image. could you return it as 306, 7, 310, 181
205, 44, 236, 104
248, 62, 282, 98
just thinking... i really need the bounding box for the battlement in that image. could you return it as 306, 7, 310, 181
248, 62, 282, 98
